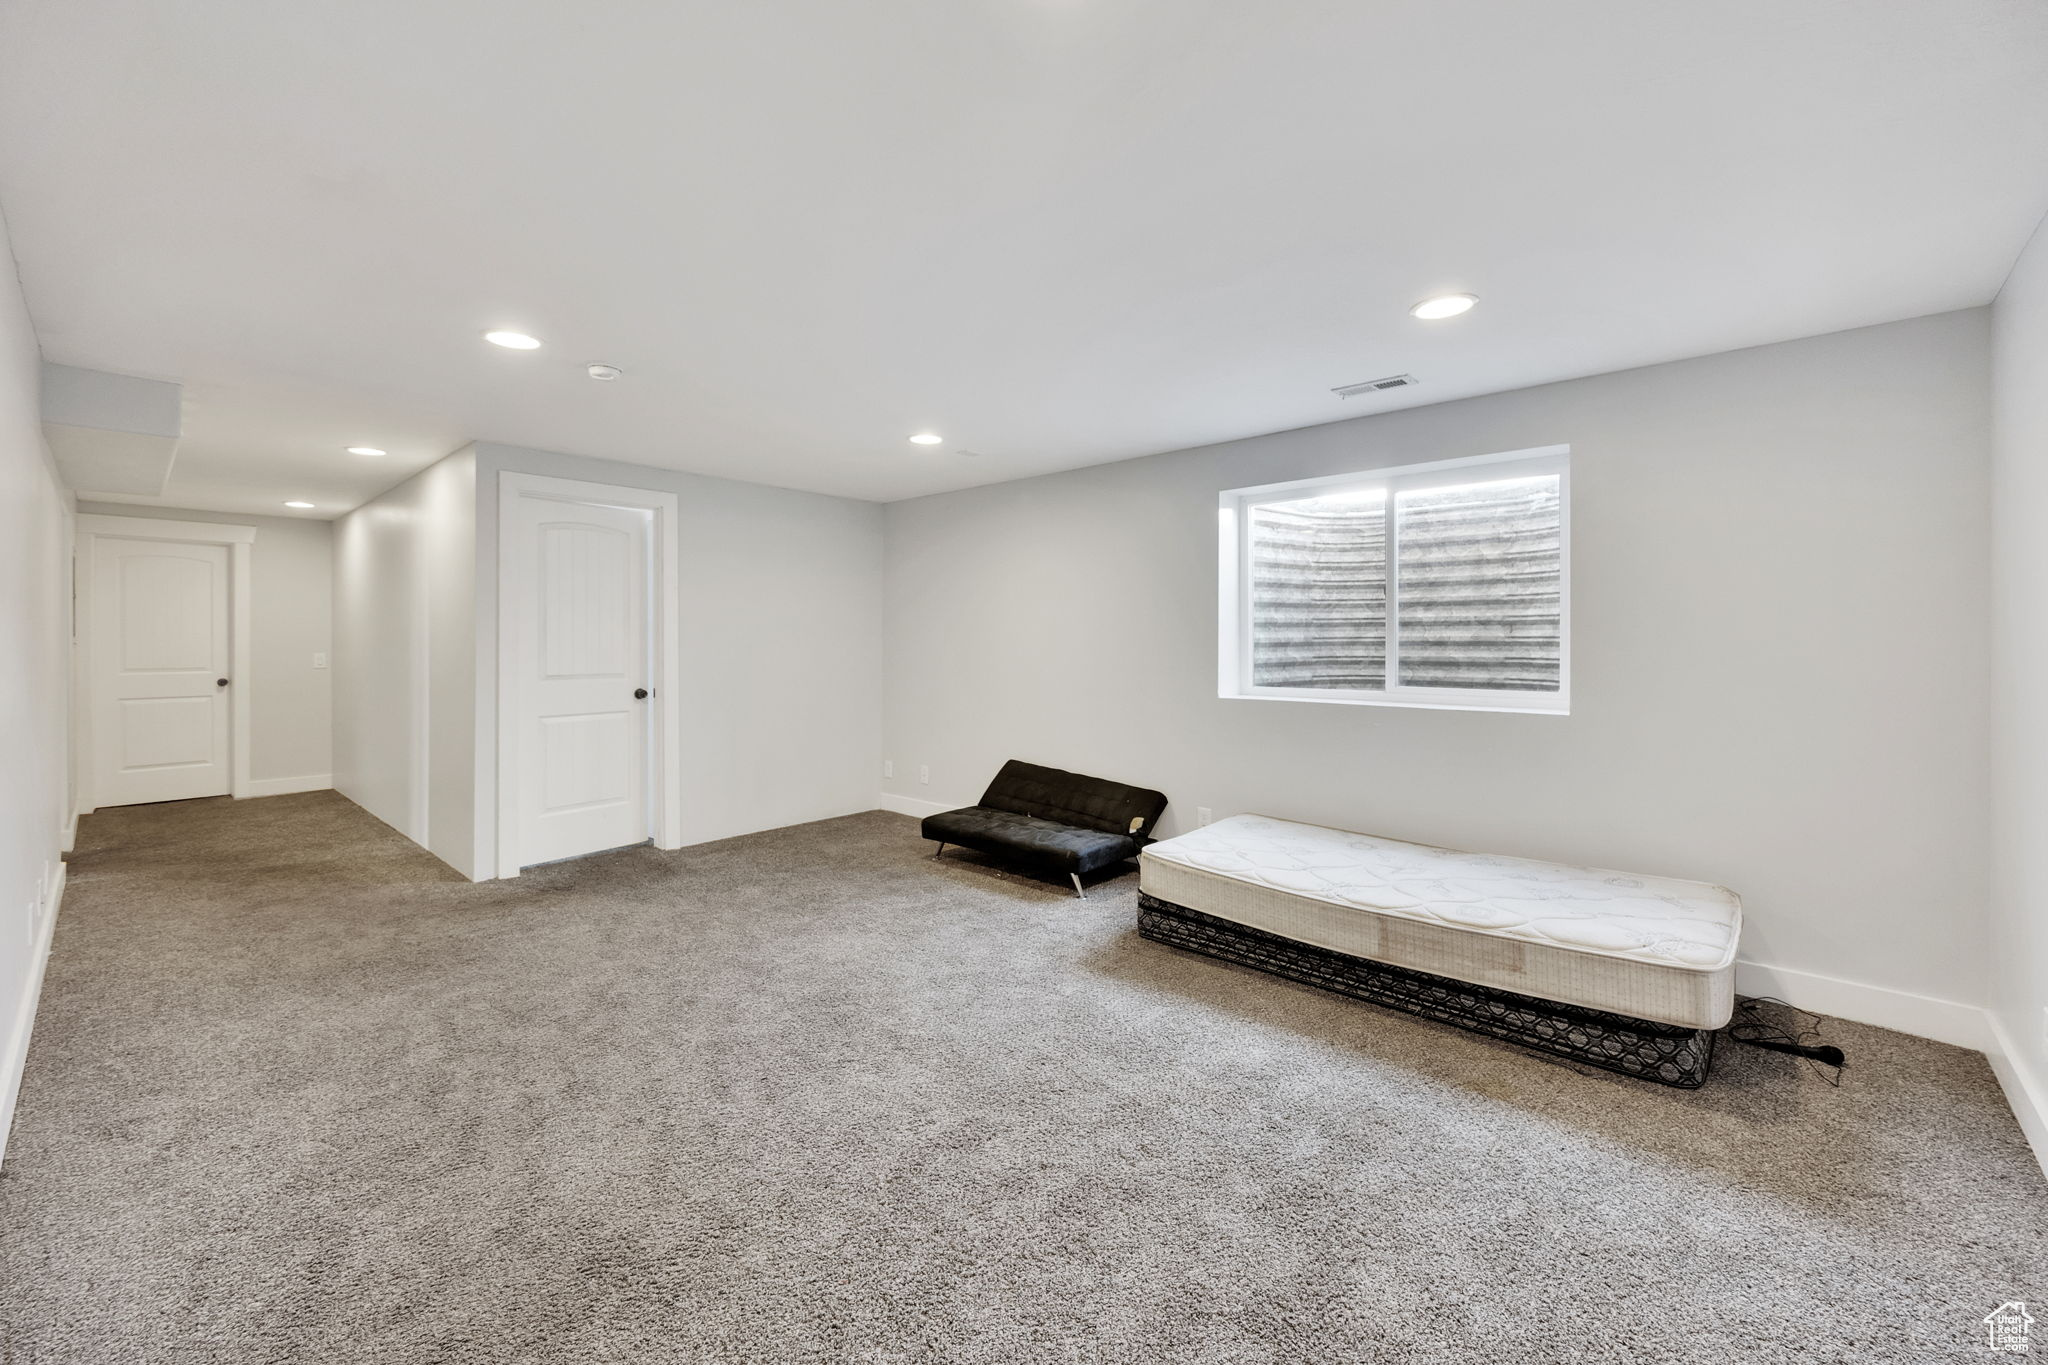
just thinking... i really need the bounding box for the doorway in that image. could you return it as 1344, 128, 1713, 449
496, 473, 681, 876
74, 515, 254, 811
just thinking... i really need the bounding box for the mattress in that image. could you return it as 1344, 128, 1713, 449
1139, 815, 1740, 1029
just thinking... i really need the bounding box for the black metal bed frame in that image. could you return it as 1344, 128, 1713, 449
1137, 893, 1716, 1088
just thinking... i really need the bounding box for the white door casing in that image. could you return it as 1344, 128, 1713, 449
498, 474, 681, 873
91, 537, 230, 805
74, 516, 255, 811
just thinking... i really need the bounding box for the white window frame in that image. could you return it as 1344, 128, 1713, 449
1218, 444, 1570, 715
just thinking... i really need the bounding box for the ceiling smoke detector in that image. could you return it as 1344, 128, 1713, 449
1331, 374, 1418, 399
587, 364, 622, 381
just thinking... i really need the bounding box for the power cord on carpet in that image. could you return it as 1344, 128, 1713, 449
1728, 996, 1846, 1084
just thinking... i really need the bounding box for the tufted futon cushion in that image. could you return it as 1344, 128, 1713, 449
921, 760, 1169, 877
975, 760, 1169, 840
921, 806, 1136, 874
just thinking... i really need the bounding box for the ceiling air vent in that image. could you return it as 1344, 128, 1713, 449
1330, 374, 1418, 399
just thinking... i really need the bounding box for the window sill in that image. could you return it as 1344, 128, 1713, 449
1220, 689, 1570, 716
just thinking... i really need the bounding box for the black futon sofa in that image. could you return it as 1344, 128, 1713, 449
922, 759, 1169, 898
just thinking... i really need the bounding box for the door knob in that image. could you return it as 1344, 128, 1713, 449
216, 678, 229, 688
633, 688, 649, 700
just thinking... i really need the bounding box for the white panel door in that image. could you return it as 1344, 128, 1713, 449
89, 537, 233, 806
509, 495, 653, 867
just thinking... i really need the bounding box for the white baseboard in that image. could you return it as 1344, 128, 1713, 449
875, 791, 957, 819
1984, 1014, 2048, 1180
240, 773, 333, 799
867, 817, 1997, 1053
1738, 957, 2043, 1179
60, 812, 76, 854
871, 814, 2045, 1168
0, 863, 64, 1172
1734, 959, 1990, 1051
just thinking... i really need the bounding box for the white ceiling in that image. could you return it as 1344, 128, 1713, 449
4, 0, 2047, 515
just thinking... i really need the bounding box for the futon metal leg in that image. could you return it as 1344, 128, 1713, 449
933, 843, 946, 858
1071, 873, 1087, 900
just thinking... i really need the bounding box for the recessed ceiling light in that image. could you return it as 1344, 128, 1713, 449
1410, 293, 1478, 320
909, 432, 944, 445
484, 330, 543, 350
346, 446, 386, 457
284, 500, 316, 509
586, 364, 623, 382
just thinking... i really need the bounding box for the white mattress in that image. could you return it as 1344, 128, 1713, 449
1139, 815, 1740, 1030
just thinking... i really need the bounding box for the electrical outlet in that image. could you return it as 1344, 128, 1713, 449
883, 759, 894, 779
313, 652, 328, 669
918, 765, 930, 785
1197, 807, 1213, 827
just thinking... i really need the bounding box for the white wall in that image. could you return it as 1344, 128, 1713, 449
0, 205, 74, 1164
1990, 214, 2048, 1158
471, 443, 884, 869
335, 441, 885, 880
77, 503, 333, 788
332, 447, 478, 876
885, 310, 1993, 1027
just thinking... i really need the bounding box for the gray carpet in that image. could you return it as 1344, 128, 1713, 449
2, 793, 2042, 1364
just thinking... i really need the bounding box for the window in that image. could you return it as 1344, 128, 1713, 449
1219, 445, 1569, 713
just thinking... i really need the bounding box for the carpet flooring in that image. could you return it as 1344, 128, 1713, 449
2, 792, 2043, 1364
